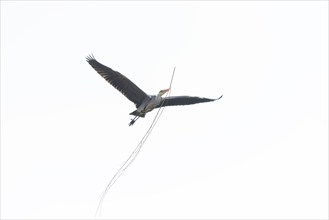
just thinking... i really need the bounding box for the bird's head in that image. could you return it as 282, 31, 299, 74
158, 88, 170, 96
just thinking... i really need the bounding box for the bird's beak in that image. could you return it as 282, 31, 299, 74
160, 88, 170, 96
162, 88, 170, 95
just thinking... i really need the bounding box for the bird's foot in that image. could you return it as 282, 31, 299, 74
129, 119, 136, 126
129, 116, 139, 126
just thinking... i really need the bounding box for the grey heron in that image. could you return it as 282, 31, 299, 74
86, 54, 222, 126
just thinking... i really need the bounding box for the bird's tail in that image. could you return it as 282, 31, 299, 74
129, 110, 146, 118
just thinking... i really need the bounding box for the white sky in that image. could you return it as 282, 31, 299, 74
1, 1, 328, 219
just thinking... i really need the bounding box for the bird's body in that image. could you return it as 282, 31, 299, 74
86, 54, 222, 125
131, 94, 162, 117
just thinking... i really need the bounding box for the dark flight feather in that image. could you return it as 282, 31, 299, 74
86, 54, 148, 107
156, 95, 223, 108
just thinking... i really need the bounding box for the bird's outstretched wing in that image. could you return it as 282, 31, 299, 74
86, 54, 148, 107
156, 95, 223, 108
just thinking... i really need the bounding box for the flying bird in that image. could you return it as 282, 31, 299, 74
86, 54, 222, 126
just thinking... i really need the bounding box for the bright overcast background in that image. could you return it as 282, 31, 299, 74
1, 1, 328, 219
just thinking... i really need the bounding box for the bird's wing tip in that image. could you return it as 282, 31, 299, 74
86, 54, 95, 62
216, 95, 223, 100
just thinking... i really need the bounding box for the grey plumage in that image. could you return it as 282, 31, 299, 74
157, 95, 222, 108
86, 54, 222, 125
86, 54, 148, 107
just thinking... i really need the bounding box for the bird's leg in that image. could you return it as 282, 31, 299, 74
129, 116, 139, 126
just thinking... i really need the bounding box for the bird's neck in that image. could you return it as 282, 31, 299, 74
155, 93, 162, 101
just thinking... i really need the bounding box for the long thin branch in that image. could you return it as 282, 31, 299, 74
95, 67, 176, 217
